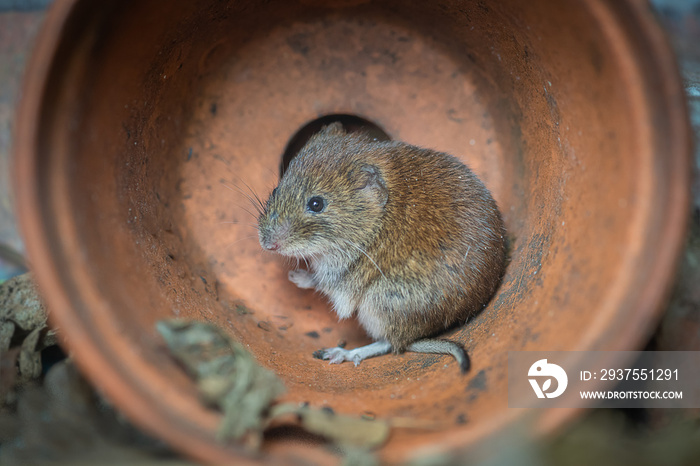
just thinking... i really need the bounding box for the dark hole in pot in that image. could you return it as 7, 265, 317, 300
281, 114, 391, 176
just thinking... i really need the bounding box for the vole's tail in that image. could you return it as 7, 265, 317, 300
407, 339, 470, 373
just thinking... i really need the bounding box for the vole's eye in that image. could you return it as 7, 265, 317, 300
306, 196, 325, 213
271, 187, 278, 198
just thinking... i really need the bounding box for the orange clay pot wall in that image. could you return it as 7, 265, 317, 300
13, 0, 691, 463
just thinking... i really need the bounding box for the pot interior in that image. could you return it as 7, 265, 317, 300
29, 0, 682, 461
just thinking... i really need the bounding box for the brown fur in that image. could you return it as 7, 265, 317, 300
258, 123, 506, 356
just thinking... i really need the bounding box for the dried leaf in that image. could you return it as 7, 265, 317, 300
298, 406, 390, 449
157, 320, 393, 452
0, 273, 56, 362
0, 273, 48, 333
341, 447, 381, 466
18, 326, 43, 380
0, 320, 14, 352
42, 329, 58, 348
156, 319, 285, 443
270, 403, 390, 449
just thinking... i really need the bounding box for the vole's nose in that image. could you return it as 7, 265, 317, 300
259, 231, 281, 251
259, 219, 290, 253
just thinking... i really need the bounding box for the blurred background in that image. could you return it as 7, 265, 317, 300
0, 0, 699, 464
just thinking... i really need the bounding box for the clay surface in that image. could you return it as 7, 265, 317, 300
13, 0, 690, 463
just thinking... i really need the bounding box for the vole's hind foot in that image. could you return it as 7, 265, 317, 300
407, 339, 470, 373
313, 340, 392, 367
318, 347, 359, 365
288, 269, 316, 289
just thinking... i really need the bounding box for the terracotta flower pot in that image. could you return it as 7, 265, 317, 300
14, 0, 691, 463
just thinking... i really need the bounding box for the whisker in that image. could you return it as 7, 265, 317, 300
219, 221, 260, 232
220, 194, 259, 220
328, 243, 348, 262
236, 177, 267, 214
222, 197, 261, 220
265, 166, 278, 179
223, 235, 259, 250
221, 181, 265, 216
338, 238, 386, 279
222, 236, 255, 251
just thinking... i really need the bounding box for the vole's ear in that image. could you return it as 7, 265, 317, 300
358, 165, 388, 207
319, 122, 346, 137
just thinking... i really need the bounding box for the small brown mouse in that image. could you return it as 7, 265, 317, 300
258, 123, 506, 372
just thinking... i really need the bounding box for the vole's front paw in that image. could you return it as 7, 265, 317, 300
288, 269, 316, 289
314, 347, 363, 366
